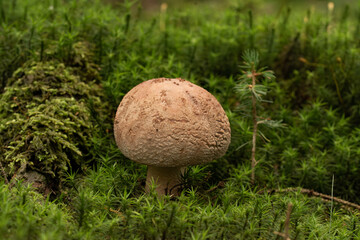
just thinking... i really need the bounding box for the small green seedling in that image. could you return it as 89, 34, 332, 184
236, 50, 281, 184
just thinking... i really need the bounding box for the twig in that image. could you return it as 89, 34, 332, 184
329, 175, 334, 231
262, 187, 360, 211
274, 203, 293, 240
274, 231, 291, 240
205, 181, 225, 193
284, 203, 293, 238
251, 70, 257, 185
105, 206, 125, 220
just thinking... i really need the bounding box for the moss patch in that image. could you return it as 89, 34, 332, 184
0, 42, 110, 192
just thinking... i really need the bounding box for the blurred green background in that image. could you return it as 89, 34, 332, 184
107, 0, 357, 12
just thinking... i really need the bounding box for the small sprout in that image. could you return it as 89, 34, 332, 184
236, 50, 278, 184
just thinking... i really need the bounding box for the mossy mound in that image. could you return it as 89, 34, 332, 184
0, 42, 110, 192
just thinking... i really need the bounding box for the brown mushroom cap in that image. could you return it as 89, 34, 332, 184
114, 78, 231, 167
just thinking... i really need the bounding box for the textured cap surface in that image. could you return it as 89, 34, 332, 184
114, 78, 231, 167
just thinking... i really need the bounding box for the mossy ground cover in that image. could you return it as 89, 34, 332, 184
1, 0, 360, 239
0, 42, 110, 193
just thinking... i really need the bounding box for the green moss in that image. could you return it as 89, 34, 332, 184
0, 181, 73, 240
0, 42, 110, 190
1, 0, 360, 238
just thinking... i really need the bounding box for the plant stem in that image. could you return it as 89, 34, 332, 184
0, 161, 9, 184
274, 203, 293, 240
251, 70, 257, 184
329, 174, 334, 233
284, 203, 293, 239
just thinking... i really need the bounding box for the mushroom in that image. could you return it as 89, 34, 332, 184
114, 78, 231, 195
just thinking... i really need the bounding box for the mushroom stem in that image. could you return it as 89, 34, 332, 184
145, 166, 185, 195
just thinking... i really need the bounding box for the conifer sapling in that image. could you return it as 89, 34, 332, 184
236, 50, 280, 184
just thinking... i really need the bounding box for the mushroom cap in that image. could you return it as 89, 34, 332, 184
114, 78, 231, 167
